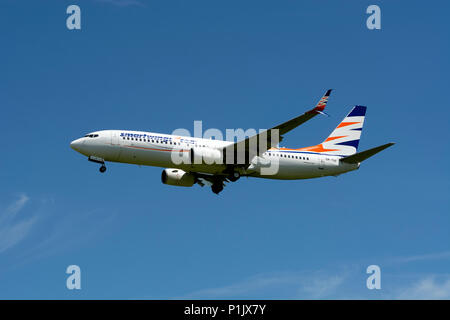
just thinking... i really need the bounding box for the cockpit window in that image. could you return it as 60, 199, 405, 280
84, 134, 99, 138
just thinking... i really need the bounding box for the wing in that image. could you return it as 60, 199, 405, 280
222, 89, 333, 165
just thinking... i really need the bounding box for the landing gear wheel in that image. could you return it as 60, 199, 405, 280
211, 183, 223, 194
99, 165, 106, 173
228, 171, 240, 182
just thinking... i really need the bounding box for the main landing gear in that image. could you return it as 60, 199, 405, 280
228, 171, 240, 182
211, 183, 224, 195
88, 156, 107, 173
209, 170, 240, 194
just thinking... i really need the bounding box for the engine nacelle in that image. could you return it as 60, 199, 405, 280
161, 169, 195, 187
190, 147, 223, 165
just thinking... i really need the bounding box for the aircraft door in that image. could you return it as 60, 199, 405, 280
318, 155, 325, 170
110, 131, 122, 161
111, 131, 120, 146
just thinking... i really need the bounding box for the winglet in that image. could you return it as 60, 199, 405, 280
313, 89, 333, 113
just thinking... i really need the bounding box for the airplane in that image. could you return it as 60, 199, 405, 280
70, 90, 394, 194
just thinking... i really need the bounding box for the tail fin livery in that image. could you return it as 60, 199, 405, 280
297, 105, 367, 156
320, 105, 367, 156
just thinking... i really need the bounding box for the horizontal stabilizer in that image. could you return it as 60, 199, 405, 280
340, 142, 395, 164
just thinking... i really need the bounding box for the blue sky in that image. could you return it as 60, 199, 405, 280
0, 0, 449, 299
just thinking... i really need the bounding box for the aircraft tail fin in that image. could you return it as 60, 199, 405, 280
340, 142, 395, 164
294, 105, 367, 156
320, 105, 367, 156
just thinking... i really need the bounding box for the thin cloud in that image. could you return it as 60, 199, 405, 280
176, 271, 347, 300
0, 194, 37, 253
395, 276, 450, 299
0, 193, 29, 224
0, 216, 38, 253
301, 274, 345, 299
393, 251, 450, 264
2, 198, 119, 269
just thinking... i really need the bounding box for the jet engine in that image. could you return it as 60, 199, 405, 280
161, 169, 196, 187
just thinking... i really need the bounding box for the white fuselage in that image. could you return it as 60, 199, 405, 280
70, 130, 359, 180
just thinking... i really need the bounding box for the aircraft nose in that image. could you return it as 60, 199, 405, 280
70, 138, 84, 152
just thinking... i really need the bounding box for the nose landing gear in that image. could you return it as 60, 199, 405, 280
88, 156, 107, 173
